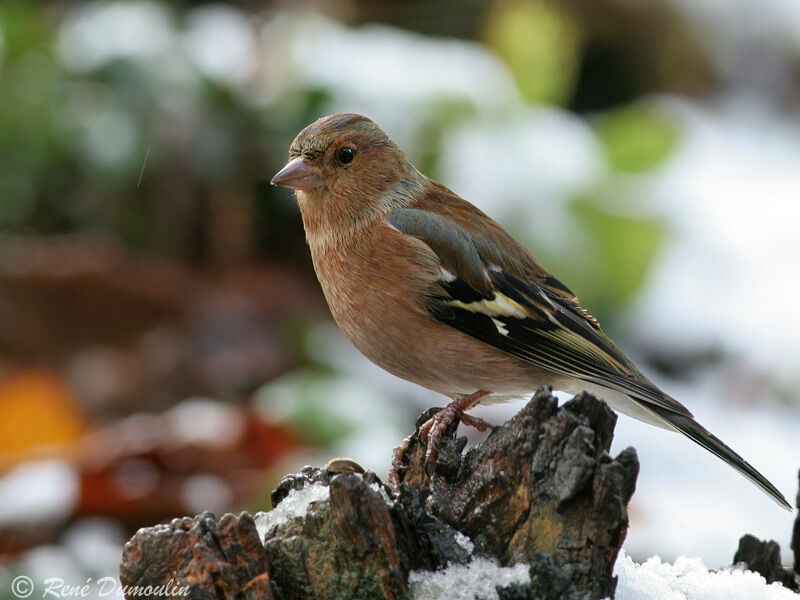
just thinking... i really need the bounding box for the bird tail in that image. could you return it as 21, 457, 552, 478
647, 406, 791, 510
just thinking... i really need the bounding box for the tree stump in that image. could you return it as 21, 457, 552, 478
120, 389, 639, 599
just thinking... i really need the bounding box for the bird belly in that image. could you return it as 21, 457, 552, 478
328, 285, 568, 401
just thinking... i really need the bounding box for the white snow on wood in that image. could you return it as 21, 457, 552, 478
254, 482, 330, 542
409, 557, 530, 600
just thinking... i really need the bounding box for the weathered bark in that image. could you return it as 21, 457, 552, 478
120, 512, 277, 599
398, 389, 638, 598
120, 390, 640, 599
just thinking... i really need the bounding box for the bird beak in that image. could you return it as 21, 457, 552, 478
270, 156, 324, 191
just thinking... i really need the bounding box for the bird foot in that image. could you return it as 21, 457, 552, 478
389, 390, 491, 490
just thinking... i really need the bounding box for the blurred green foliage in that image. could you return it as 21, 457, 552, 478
0, 2, 319, 263
484, 0, 580, 106
0, 3, 59, 230
560, 105, 676, 315
570, 197, 665, 315
595, 105, 678, 173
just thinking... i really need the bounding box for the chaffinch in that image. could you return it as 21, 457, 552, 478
272, 113, 789, 508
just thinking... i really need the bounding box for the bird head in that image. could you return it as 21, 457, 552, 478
271, 114, 410, 216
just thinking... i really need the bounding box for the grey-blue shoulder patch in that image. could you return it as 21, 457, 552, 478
387, 207, 492, 297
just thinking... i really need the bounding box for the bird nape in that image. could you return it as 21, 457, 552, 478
271, 112, 791, 509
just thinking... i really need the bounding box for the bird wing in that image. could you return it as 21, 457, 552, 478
386, 204, 792, 509
386, 203, 694, 419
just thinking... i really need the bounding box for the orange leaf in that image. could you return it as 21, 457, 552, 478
0, 369, 87, 469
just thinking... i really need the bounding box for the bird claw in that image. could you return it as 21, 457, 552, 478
388, 390, 491, 490
389, 435, 413, 490
455, 411, 491, 432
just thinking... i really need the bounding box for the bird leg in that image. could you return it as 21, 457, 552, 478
419, 390, 492, 462
389, 390, 491, 490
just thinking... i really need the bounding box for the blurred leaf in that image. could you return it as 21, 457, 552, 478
0, 1, 53, 58
298, 87, 333, 125
570, 197, 665, 313
0, 52, 68, 230
594, 105, 678, 173
484, 0, 580, 105
0, 369, 86, 468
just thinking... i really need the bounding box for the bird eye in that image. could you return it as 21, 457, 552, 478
337, 147, 355, 164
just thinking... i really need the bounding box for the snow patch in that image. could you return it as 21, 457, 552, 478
183, 5, 256, 87
284, 15, 519, 149
0, 460, 79, 526
254, 483, 330, 542
629, 96, 800, 377
368, 481, 395, 506
454, 531, 475, 554
57, 1, 173, 71
409, 557, 530, 600
615, 550, 800, 600
166, 397, 244, 446
439, 108, 604, 251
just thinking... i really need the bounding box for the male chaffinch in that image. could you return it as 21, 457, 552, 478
272, 113, 789, 508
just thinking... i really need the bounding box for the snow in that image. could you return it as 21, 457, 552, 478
56, 1, 173, 71
254, 483, 330, 542
409, 552, 800, 600
283, 15, 519, 149
629, 96, 800, 378
453, 531, 475, 554
615, 550, 800, 600
409, 557, 530, 600
183, 5, 257, 87
438, 108, 604, 249
61, 518, 127, 576
166, 397, 244, 446
0, 460, 79, 527
181, 474, 232, 514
